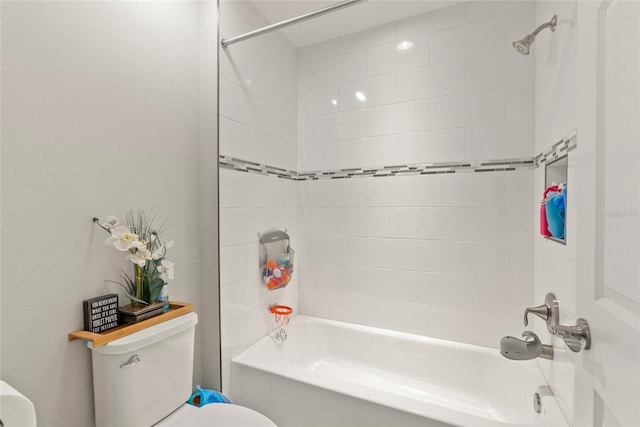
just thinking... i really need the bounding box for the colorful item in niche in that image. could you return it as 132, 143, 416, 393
539, 184, 566, 239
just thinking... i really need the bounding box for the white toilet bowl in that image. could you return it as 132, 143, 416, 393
156, 403, 276, 426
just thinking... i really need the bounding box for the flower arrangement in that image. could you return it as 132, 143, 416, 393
93, 211, 174, 307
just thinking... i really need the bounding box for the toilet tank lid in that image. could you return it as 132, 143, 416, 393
89, 312, 198, 355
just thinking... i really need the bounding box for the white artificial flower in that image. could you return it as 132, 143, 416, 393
129, 246, 152, 267
101, 216, 120, 231
157, 259, 175, 281
105, 225, 140, 251
151, 241, 174, 260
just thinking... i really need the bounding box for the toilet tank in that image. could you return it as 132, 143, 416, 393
89, 312, 198, 427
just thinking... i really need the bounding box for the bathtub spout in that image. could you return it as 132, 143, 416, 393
500, 331, 554, 360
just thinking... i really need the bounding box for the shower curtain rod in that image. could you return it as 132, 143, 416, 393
220, 0, 368, 47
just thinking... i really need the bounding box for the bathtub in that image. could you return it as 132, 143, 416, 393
230, 315, 567, 427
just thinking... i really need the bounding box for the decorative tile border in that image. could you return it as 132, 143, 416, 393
220, 134, 577, 181
534, 132, 577, 167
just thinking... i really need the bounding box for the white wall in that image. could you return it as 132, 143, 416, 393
0, 2, 219, 425
218, 0, 299, 393
532, 1, 578, 426
296, 1, 537, 347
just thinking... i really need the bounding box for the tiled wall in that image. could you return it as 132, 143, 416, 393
297, 170, 535, 348
219, 0, 541, 391
296, 1, 537, 348
218, 0, 299, 392
297, 1, 536, 171
219, 0, 298, 171
532, 1, 578, 426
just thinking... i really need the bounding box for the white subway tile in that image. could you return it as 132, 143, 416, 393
313, 109, 367, 142
219, 116, 267, 163
339, 237, 369, 266
340, 22, 396, 53
220, 244, 246, 287
339, 207, 398, 238
464, 274, 506, 311
299, 85, 340, 117
465, 242, 505, 277
266, 207, 298, 237
397, 3, 466, 39
430, 88, 505, 129
506, 170, 535, 207
506, 84, 535, 122
465, 121, 535, 160
367, 100, 429, 136
315, 178, 368, 208
397, 60, 466, 101
298, 208, 340, 236
266, 136, 297, 172
366, 238, 430, 271
315, 291, 429, 336
298, 39, 341, 64
502, 279, 533, 317
219, 169, 246, 208
466, 208, 505, 243
430, 17, 506, 64
339, 136, 396, 169
339, 266, 464, 306
367, 175, 429, 207
220, 277, 266, 324
506, 7, 536, 47
465, 1, 535, 24
220, 208, 265, 246
298, 285, 315, 315
367, 35, 429, 76
430, 172, 506, 207
429, 306, 504, 348
314, 51, 367, 85
504, 207, 534, 243
396, 207, 466, 240
466, 51, 534, 91
395, 129, 466, 164
339, 73, 396, 111
297, 263, 340, 291
245, 242, 261, 279
505, 243, 533, 284
298, 142, 340, 171
220, 316, 247, 363
246, 307, 272, 345
297, 181, 315, 208
429, 241, 467, 274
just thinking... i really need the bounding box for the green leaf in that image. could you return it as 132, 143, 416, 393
149, 277, 165, 303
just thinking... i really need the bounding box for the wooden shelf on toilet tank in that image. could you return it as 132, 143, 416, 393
68, 301, 193, 348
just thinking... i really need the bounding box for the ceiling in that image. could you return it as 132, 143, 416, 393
248, 0, 461, 47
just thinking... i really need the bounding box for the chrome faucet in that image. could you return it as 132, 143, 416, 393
500, 331, 554, 360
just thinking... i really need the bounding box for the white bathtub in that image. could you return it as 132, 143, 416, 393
230, 315, 567, 427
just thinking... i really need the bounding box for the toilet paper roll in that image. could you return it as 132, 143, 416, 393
0, 381, 37, 427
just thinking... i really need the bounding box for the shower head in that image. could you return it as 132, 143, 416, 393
512, 15, 557, 55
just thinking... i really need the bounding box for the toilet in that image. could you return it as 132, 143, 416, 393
89, 312, 275, 426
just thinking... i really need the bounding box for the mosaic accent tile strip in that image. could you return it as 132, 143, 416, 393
220, 134, 577, 181
534, 133, 577, 167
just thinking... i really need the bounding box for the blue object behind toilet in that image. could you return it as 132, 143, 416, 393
187, 385, 232, 407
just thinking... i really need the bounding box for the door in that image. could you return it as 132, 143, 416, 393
576, 1, 640, 426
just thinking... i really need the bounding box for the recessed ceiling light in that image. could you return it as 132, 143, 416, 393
396, 40, 414, 51
355, 91, 366, 102
331, 99, 338, 106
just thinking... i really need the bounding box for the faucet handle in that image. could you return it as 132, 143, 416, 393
524, 304, 550, 326
523, 293, 560, 333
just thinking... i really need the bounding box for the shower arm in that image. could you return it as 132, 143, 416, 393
529, 15, 557, 37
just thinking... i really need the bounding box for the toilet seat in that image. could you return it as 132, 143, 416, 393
155, 403, 276, 426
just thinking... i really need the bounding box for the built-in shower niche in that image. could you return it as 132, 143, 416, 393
542, 155, 568, 244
